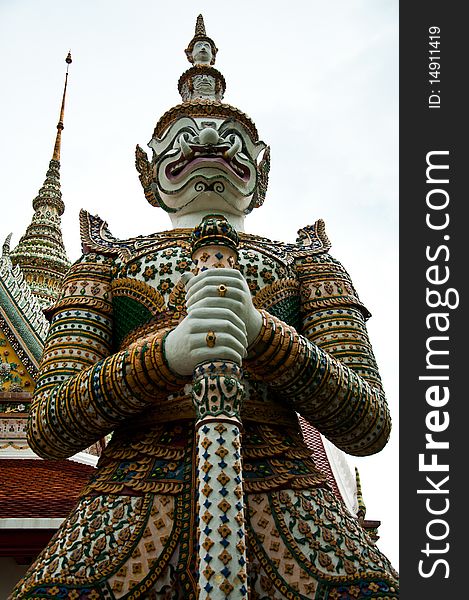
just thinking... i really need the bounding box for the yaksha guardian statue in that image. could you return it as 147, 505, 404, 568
13, 15, 399, 600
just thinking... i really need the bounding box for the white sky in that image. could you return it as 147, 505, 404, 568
0, 0, 399, 569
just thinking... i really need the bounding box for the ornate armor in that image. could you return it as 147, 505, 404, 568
12, 215, 398, 599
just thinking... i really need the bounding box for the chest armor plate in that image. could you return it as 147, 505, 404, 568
110, 240, 300, 349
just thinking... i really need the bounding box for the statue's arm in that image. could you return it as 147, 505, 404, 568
27, 253, 188, 459
244, 252, 391, 457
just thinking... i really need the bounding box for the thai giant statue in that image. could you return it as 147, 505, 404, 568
12, 15, 399, 600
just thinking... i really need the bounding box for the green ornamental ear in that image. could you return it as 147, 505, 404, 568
247, 145, 270, 212
135, 144, 176, 212
135, 144, 157, 206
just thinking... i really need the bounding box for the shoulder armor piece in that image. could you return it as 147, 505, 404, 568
79, 212, 330, 265
296, 251, 371, 320
80, 210, 122, 257
294, 219, 331, 255
239, 219, 331, 265
79, 210, 192, 264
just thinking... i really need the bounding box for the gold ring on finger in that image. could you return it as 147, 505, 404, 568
206, 331, 216, 347
217, 284, 227, 297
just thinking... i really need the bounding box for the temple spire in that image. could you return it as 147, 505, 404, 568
52, 51, 72, 161
9, 53, 72, 309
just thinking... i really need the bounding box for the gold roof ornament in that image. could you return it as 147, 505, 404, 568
355, 467, 367, 520
52, 52, 72, 162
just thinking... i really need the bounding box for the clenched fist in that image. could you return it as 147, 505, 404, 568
165, 269, 262, 376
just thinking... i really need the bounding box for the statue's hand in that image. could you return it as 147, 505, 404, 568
165, 269, 262, 376
186, 268, 262, 345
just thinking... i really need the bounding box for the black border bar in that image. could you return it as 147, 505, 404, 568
400, 2, 465, 597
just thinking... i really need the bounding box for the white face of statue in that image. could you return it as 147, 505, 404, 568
192, 41, 213, 65
148, 117, 266, 218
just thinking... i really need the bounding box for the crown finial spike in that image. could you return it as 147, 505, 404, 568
52, 52, 72, 161
195, 14, 206, 36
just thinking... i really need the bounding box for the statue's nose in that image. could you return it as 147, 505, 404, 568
199, 127, 219, 146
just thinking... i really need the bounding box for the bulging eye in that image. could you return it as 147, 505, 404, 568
220, 132, 241, 146
178, 132, 191, 144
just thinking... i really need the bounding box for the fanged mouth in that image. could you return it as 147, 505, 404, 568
165, 144, 251, 181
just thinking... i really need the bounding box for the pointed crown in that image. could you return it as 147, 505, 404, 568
153, 14, 258, 141
184, 14, 218, 65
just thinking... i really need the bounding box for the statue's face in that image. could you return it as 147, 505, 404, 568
192, 75, 216, 97
192, 41, 213, 65
148, 117, 266, 215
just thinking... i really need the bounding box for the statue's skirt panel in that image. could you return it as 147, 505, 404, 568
11, 422, 398, 599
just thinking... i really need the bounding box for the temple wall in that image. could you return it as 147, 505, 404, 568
0, 557, 28, 597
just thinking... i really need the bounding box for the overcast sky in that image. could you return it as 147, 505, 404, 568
0, 0, 399, 569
